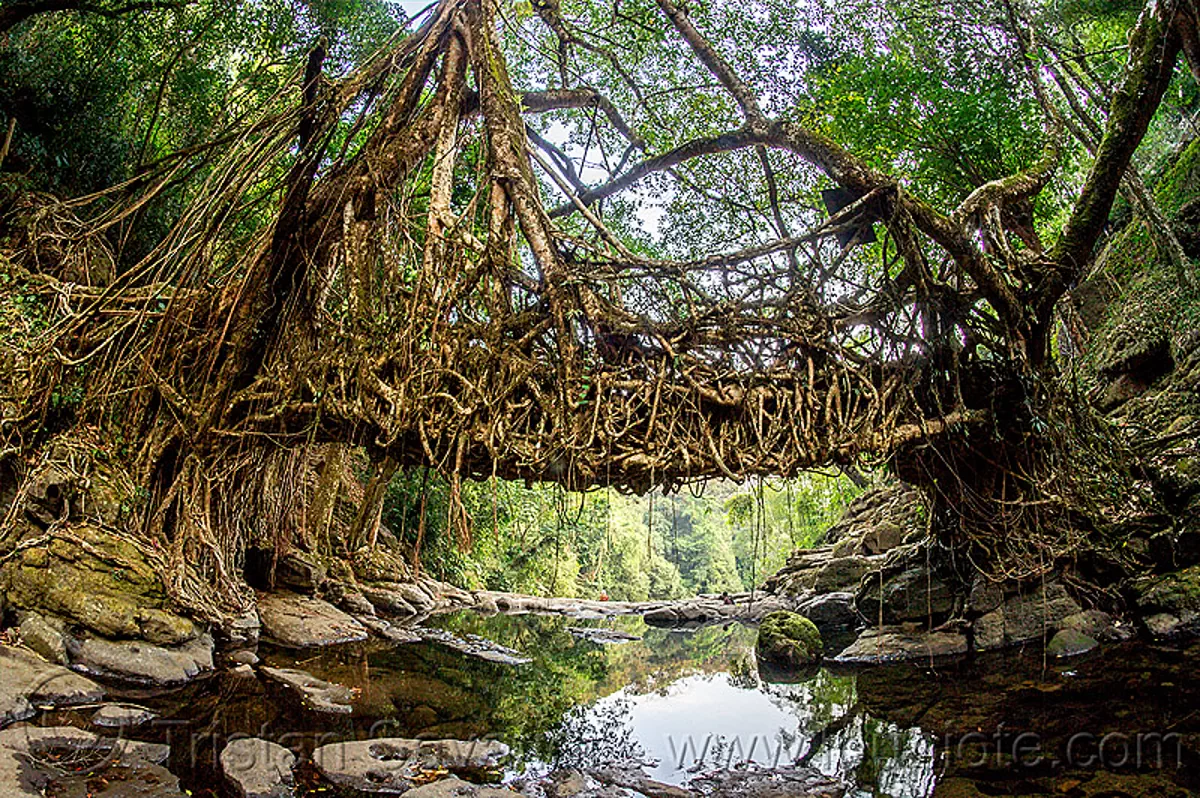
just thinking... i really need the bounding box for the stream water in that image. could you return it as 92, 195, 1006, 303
43, 611, 1200, 796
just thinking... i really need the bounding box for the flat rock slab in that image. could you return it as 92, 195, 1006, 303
92, 703, 159, 728
261, 666, 356, 714
832, 627, 967, 665
358, 615, 423, 644
0, 725, 170, 798
567, 627, 641, 645
0, 645, 105, 728
416, 628, 531, 665
312, 738, 510, 794
221, 737, 296, 798
67, 633, 214, 687
257, 593, 368, 647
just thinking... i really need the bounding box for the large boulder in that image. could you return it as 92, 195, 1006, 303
833, 626, 967, 664
756, 611, 823, 669
66, 632, 214, 687
855, 566, 959, 626
794, 592, 859, 632
274, 551, 326, 593
1, 525, 197, 645
257, 593, 368, 647
971, 581, 1083, 650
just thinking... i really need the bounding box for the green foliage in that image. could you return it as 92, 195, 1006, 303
0, 0, 404, 259
383, 468, 864, 599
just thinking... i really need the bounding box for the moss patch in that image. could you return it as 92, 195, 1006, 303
756, 610, 823, 668
1, 524, 196, 645
1134, 564, 1200, 615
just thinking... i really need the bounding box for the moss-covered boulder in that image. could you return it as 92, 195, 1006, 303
1, 524, 196, 645
1134, 564, 1200, 638
756, 611, 823, 669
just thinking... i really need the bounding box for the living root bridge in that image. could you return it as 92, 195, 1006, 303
1, 0, 1195, 615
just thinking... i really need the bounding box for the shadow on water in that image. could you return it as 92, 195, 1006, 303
40, 611, 1200, 797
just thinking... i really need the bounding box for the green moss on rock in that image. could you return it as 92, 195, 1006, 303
756, 610, 823, 669
1, 524, 196, 645
1134, 564, 1200, 616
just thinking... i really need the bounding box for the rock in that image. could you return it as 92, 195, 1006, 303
221, 737, 296, 798
1097, 373, 1150, 411
53, 760, 185, 797
756, 611, 823, 669
0, 645, 104, 727
1145, 612, 1185, 638
312, 738, 509, 793
275, 552, 326, 593
833, 626, 967, 664
402, 777, 513, 798
1134, 564, 1200, 638
969, 581, 1082, 650
230, 664, 256, 678
1059, 609, 1133, 642
795, 592, 858, 632
66, 632, 214, 687
92, 703, 158, 728
0, 725, 170, 798
567, 626, 641, 645
1, 524, 197, 645
357, 614, 423, 644
812, 556, 877, 593
257, 593, 368, 647
219, 610, 262, 646
1046, 628, 1099, 658
972, 610, 1005, 650
1099, 328, 1173, 382
261, 667, 356, 714
855, 567, 958, 626
361, 586, 418, 617
229, 649, 260, 666
338, 591, 377, 617
860, 521, 906, 555
966, 576, 1004, 616
416, 627, 532, 665
18, 611, 69, 664
473, 593, 500, 613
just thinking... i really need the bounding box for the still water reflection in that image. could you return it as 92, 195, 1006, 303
105, 610, 1199, 796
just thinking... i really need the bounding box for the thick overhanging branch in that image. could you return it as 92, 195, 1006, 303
1049, 0, 1185, 297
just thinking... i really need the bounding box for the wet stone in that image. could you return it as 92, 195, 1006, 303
832, 626, 967, 664
92, 703, 159, 728
220, 737, 296, 798
261, 666, 355, 714
312, 738, 510, 794
0, 726, 171, 798
402, 777, 514, 797
1047, 628, 1099, 658
66, 632, 214, 687
0, 644, 104, 728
